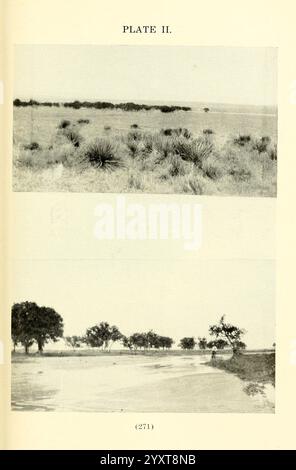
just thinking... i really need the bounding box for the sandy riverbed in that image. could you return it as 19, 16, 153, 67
11, 354, 274, 412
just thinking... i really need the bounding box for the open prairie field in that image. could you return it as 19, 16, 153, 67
13, 104, 277, 195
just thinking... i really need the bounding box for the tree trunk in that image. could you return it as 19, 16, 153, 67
37, 340, 43, 353
25, 344, 29, 355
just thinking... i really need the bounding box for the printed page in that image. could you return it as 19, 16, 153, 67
1, 0, 296, 451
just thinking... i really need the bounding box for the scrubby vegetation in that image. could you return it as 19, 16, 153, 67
13, 106, 277, 195
13, 98, 191, 112
209, 352, 275, 386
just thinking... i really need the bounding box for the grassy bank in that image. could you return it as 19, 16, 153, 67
208, 352, 275, 386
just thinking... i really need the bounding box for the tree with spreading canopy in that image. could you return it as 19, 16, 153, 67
11, 302, 64, 354
85, 322, 122, 350
209, 315, 246, 355
179, 337, 196, 350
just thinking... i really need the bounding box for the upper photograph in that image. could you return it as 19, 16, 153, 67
13, 45, 277, 196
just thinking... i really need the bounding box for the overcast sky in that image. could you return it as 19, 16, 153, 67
12, 258, 275, 349
14, 45, 277, 106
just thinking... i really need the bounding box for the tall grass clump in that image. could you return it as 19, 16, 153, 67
268, 143, 277, 161
161, 128, 191, 139
24, 141, 41, 151
128, 172, 144, 190
127, 130, 142, 142
203, 128, 214, 135
82, 138, 122, 169
201, 157, 224, 180
62, 127, 83, 148
180, 175, 210, 195
252, 136, 271, 153
233, 134, 251, 146
153, 134, 175, 161
161, 155, 188, 178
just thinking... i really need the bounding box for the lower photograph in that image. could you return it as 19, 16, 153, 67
10, 257, 275, 413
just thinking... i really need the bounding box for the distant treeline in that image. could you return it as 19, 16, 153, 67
12, 301, 250, 356
13, 98, 191, 113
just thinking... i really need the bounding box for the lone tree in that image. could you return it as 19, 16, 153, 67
203, 107, 210, 113
11, 302, 64, 354
179, 337, 196, 350
198, 337, 208, 350
209, 315, 246, 355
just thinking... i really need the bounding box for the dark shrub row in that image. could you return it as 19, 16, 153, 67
14, 98, 191, 112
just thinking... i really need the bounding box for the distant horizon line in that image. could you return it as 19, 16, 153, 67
13, 96, 278, 109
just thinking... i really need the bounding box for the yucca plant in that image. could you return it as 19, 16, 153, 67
82, 138, 122, 169
173, 137, 213, 167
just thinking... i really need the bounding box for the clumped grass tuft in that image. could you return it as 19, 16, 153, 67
203, 128, 214, 135
180, 175, 209, 195
127, 130, 142, 142
24, 141, 41, 151
58, 119, 71, 129
82, 138, 122, 169
253, 136, 271, 153
202, 157, 223, 180
229, 158, 253, 182
161, 128, 191, 139
233, 134, 251, 146
62, 127, 83, 148
162, 155, 188, 178
128, 172, 144, 190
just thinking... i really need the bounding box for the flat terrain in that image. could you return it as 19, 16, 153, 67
11, 353, 275, 412
13, 105, 277, 196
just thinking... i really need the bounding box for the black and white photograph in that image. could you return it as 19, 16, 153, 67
13, 45, 277, 196
11, 258, 275, 413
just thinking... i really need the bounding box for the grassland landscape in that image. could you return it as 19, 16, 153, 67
13, 101, 277, 196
